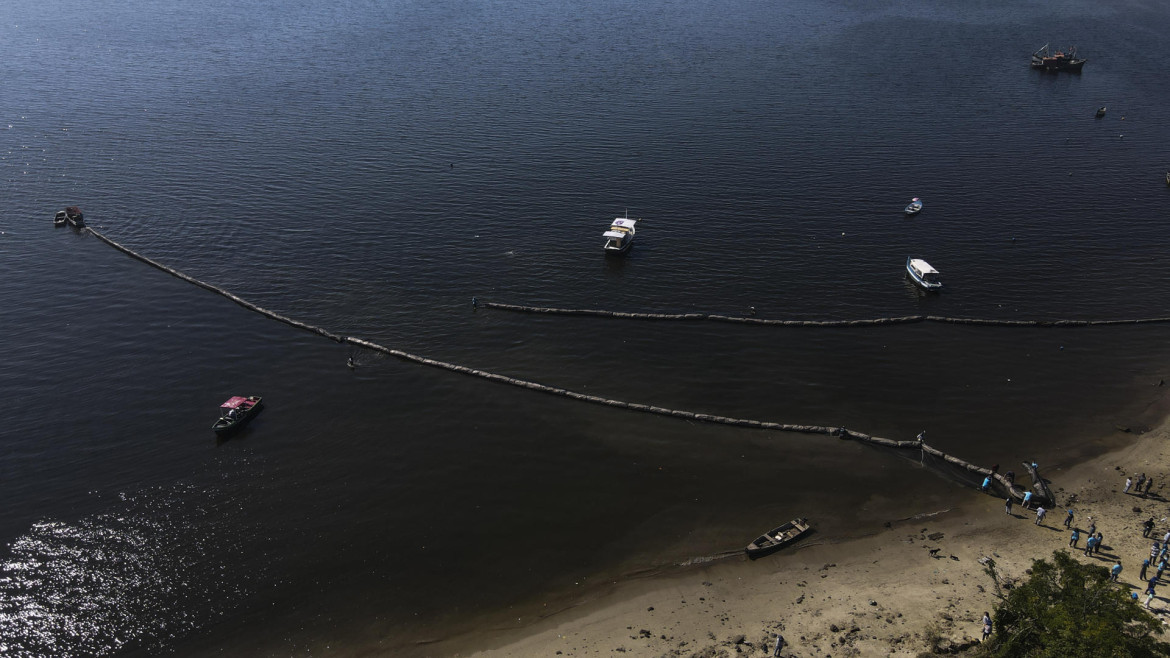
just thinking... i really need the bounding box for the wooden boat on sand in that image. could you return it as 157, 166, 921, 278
745, 517, 810, 559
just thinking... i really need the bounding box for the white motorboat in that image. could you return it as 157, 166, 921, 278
603, 213, 638, 254
906, 257, 942, 291
904, 198, 923, 216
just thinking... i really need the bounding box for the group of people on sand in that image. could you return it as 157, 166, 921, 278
1056, 474, 1170, 610
982, 467, 1169, 647
1125, 473, 1156, 497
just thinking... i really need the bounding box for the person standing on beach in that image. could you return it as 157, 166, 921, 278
1142, 558, 1151, 581
1111, 562, 1123, 582
1138, 474, 1147, 490
1094, 532, 1104, 555
1152, 541, 1161, 563
1063, 508, 1074, 528
1126, 477, 1134, 494
1145, 477, 1155, 496
1157, 560, 1167, 583
1023, 491, 1033, 510
1070, 528, 1080, 548
1084, 535, 1098, 557
772, 634, 785, 657
981, 476, 991, 492
1147, 578, 1158, 608
981, 612, 992, 642
1035, 506, 1047, 525
1088, 519, 1097, 537
1004, 498, 1013, 515
1144, 518, 1155, 538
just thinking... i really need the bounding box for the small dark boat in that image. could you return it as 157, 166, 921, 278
745, 517, 810, 559
53, 210, 68, 226
212, 395, 263, 436
1095, 106, 1107, 118
1030, 44, 1085, 72
904, 197, 923, 216
64, 206, 84, 228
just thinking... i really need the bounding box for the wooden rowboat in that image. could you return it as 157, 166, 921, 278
745, 517, 810, 559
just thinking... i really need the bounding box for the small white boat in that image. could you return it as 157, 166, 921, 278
603, 213, 638, 254
904, 198, 923, 216
906, 257, 942, 291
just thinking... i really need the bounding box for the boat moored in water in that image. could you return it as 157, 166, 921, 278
904, 198, 923, 216
58, 206, 84, 227
1095, 106, 1107, 118
212, 395, 263, 436
906, 257, 942, 291
745, 517, 811, 559
603, 212, 638, 254
1030, 44, 1085, 72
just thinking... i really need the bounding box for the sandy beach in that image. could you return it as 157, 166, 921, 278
454, 391, 1170, 657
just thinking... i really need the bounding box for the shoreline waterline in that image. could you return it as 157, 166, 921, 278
450, 389, 1170, 657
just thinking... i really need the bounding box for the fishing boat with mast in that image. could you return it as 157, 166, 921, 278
1030, 44, 1086, 72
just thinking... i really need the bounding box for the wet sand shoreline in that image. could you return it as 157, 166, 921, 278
448, 389, 1170, 657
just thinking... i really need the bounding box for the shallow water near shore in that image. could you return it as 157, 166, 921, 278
3, 0, 1170, 654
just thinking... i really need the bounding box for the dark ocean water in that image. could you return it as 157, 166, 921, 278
4, 0, 1170, 654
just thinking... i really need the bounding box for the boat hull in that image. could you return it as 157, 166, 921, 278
906, 258, 942, 291
745, 518, 810, 559
212, 397, 263, 436
1031, 60, 1085, 72
1030, 46, 1086, 73
60, 206, 84, 227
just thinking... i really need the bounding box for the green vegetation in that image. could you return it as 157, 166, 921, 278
977, 551, 1170, 657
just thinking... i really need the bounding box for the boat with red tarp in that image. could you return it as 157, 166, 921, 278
212, 395, 263, 436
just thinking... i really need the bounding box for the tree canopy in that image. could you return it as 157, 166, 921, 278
978, 550, 1170, 657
